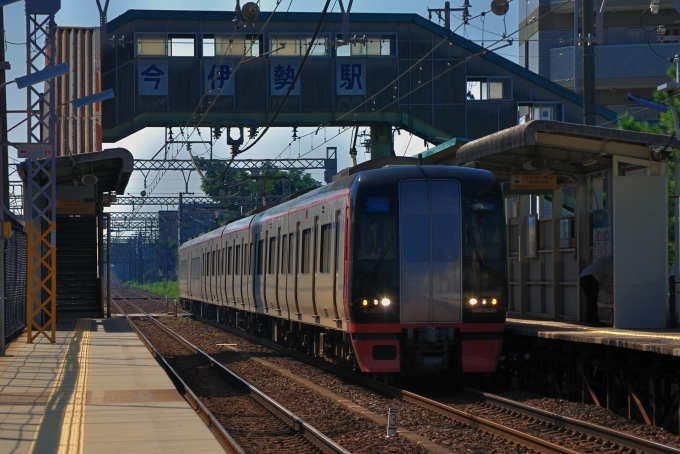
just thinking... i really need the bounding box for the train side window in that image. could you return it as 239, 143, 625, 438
180, 260, 188, 282
319, 223, 332, 273
202, 252, 205, 276
235, 245, 241, 275
257, 239, 264, 275
212, 250, 216, 276
268, 237, 276, 274
301, 228, 311, 274
281, 235, 288, 274
289, 233, 295, 274
244, 244, 249, 276
217, 249, 221, 275
227, 246, 232, 275
191, 257, 200, 279
249, 242, 253, 275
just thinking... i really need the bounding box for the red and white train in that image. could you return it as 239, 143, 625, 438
178, 164, 507, 374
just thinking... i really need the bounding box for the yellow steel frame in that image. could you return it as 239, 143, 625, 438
26, 221, 57, 343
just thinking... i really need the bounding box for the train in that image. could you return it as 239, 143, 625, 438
178, 163, 507, 375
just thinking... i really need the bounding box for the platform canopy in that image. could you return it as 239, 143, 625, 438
448, 120, 680, 179
17, 147, 133, 195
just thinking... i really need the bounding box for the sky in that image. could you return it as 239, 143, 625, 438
3, 0, 520, 212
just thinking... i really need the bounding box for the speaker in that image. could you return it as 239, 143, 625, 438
491, 0, 510, 16
242, 2, 260, 21
81, 174, 98, 186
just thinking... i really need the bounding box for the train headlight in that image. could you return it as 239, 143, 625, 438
482, 298, 487, 305
381, 298, 391, 307
362, 299, 368, 306
491, 298, 498, 305
374, 299, 379, 306
469, 298, 478, 305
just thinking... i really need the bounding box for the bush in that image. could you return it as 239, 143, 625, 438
127, 280, 178, 299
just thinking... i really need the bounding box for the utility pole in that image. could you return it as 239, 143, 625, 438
428, 1, 472, 30
581, 0, 596, 125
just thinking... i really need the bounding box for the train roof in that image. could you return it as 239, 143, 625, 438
180, 164, 499, 248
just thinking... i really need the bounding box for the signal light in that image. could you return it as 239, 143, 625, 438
491, 298, 498, 305
362, 299, 368, 306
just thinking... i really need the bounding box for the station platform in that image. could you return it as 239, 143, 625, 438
506, 318, 680, 357
0, 318, 224, 454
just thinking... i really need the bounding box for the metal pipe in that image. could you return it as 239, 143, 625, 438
573, 0, 579, 94
674, 157, 680, 328
106, 213, 111, 318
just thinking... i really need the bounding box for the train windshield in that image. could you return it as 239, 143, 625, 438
463, 199, 504, 264
355, 215, 396, 261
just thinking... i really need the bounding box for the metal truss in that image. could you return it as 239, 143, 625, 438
111, 195, 283, 207
134, 158, 333, 172
25, 4, 59, 343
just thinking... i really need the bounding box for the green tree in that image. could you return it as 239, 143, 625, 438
616, 62, 679, 263
195, 157, 322, 223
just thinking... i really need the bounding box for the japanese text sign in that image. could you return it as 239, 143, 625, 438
270, 61, 300, 95
138, 60, 168, 96
510, 174, 557, 190
204, 61, 234, 96
336, 61, 366, 95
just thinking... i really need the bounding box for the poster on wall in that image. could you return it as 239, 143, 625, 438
592, 209, 610, 260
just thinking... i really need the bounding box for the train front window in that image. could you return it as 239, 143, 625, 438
463, 199, 504, 263
355, 215, 396, 261
352, 194, 399, 324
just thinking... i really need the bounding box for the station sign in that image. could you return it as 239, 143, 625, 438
57, 198, 95, 215
510, 174, 557, 191
15, 143, 53, 159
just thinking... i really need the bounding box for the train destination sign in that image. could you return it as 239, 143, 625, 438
510, 174, 557, 190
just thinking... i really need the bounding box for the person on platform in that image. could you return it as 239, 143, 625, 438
579, 256, 613, 327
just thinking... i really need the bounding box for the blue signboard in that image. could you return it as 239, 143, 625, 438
270, 61, 300, 96
204, 61, 235, 96
138, 61, 168, 96
336, 61, 366, 96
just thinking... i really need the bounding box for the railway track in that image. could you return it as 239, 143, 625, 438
111, 292, 348, 454
190, 312, 680, 454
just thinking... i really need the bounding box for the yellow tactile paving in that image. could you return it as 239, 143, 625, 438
0, 318, 224, 454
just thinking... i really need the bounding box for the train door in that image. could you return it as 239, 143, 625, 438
399, 180, 462, 323
287, 222, 301, 318
278, 218, 291, 318
315, 211, 336, 323
265, 225, 282, 316
246, 235, 255, 311
254, 230, 265, 311
210, 244, 216, 302
201, 248, 207, 301
236, 239, 244, 307
190, 251, 200, 299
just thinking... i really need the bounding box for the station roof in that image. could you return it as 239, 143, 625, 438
18, 148, 134, 195
425, 121, 680, 179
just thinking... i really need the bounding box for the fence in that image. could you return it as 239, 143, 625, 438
4, 211, 26, 343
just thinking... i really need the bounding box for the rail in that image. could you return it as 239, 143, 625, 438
114, 293, 348, 454
195, 315, 680, 454
461, 387, 680, 454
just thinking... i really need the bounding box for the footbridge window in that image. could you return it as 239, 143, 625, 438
270, 35, 329, 57
203, 34, 262, 57
336, 35, 395, 57
466, 77, 511, 101
518, 102, 562, 124
136, 33, 196, 57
